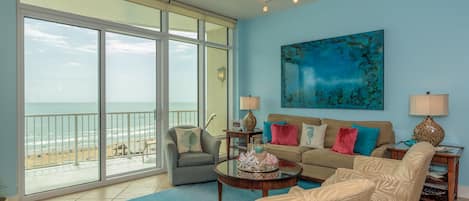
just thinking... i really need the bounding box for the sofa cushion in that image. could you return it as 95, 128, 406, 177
264, 143, 310, 162
175, 128, 203, 154
178, 152, 213, 167
302, 149, 355, 169
271, 124, 299, 146
322, 118, 395, 148
268, 114, 321, 143
263, 121, 287, 142
331, 128, 358, 155
300, 123, 328, 149
352, 124, 380, 156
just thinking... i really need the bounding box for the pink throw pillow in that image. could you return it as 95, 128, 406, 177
271, 124, 298, 146
332, 128, 358, 155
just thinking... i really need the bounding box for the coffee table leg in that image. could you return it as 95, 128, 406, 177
226, 136, 230, 160
262, 187, 268, 197
218, 180, 223, 201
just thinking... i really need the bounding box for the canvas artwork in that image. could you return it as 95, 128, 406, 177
281, 30, 384, 110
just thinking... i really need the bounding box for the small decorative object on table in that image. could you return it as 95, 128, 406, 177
231, 120, 243, 131
237, 150, 279, 173
403, 139, 417, 147
409, 92, 449, 146
223, 128, 263, 160
252, 137, 264, 153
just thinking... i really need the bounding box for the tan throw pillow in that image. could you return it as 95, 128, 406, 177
175, 128, 203, 154
300, 123, 327, 149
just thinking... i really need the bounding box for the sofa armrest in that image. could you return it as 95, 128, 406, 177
354, 155, 401, 175
165, 135, 178, 169
370, 144, 391, 158
202, 131, 221, 163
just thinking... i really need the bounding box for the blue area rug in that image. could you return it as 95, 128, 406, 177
130, 180, 319, 201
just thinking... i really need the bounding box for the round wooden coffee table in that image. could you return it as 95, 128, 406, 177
214, 159, 302, 201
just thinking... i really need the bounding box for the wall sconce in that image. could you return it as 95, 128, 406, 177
217, 66, 226, 82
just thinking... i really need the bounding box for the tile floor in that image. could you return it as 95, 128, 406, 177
40, 174, 173, 201
27, 156, 158, 194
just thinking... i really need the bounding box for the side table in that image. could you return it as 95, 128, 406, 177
223, 128, 262, 159
388, 142, 463, 201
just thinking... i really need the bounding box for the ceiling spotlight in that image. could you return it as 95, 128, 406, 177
292, 0, 299, 4
262, 5, 269, 13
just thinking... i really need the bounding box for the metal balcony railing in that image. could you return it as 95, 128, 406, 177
24, 110, 197, 170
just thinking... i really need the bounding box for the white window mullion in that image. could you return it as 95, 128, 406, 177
160, 10, 169, 170
99, 30, 107, 183
198, 19, 206, 129
228, 28, 235, 125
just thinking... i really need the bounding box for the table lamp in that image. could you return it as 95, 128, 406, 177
409, 92, 448, 146
240, 96, 260, 131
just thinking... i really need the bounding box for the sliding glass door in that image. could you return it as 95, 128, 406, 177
23, 18, 161, 195
105, 32, 159, 176
24, 18, 100, 194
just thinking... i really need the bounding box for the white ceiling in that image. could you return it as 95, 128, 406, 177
174, 0, 318, 20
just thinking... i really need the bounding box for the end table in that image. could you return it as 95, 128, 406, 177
223, 128, 262, 159
387, 142, 463, 201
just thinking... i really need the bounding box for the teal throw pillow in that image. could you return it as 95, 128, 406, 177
263, 121, 287, 142
352, 124, 380, 156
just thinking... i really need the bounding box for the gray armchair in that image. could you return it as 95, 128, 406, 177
165, 125, 221, 185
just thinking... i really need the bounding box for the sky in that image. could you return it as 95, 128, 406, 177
24, 17, 198, 104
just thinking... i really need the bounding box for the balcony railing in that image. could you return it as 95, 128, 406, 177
24, 110, 197, 170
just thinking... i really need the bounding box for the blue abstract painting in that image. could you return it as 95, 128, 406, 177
281, 30, 384, 110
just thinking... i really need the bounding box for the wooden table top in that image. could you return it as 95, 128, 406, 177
388, 142, 464, 158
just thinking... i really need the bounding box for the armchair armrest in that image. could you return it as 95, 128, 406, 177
371, 144, 391, 158
202, 131, 221, 163
354, 155, 400, 175
288, 186, 304, 194
256, 179, 376, 201
165, 135, 178, 169
324, 168, 413, 201
255, 193, 299, 201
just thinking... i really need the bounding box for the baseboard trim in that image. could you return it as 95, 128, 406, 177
459, 185, 469, 199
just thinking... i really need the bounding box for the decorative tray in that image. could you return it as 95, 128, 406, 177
237, 166, 279, 173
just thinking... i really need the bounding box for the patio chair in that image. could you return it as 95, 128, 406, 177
165, 125, 221, 185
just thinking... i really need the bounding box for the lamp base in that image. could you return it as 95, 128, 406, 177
243, 111, 257, 131
413, 116, 445, 146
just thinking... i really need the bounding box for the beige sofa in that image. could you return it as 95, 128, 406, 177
264, 114, 395, 181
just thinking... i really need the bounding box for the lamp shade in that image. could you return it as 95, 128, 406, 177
409, 94, 448, 116
240, 96, 260, 110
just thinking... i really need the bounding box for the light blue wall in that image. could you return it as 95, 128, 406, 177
0, 0, 17, 197
238, 0, 469, 184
